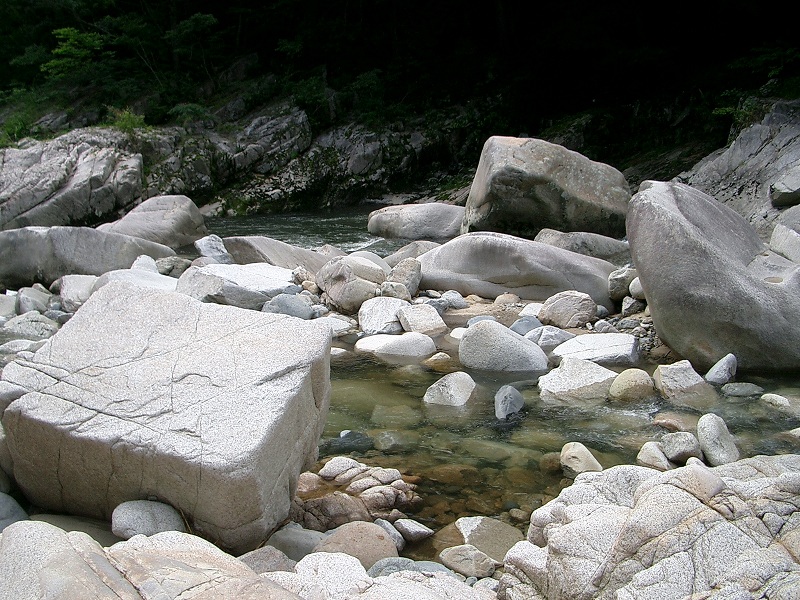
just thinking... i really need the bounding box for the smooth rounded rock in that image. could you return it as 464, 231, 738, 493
111, 500, 186, 539
697, 413, 740, 466
459, 320, 548, 373
313, 521, 399, 569
609, 369, 656, 402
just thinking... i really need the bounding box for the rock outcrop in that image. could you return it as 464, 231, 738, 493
0, 129, 142, 231
678, 99, 800, 239
502, 455, 800, 599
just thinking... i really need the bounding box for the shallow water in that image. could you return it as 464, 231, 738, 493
208, 210, 800, 541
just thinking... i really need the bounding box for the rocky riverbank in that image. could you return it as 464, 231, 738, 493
1, 100, 800, 599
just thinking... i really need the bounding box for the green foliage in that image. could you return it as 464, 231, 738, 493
346, 69, 385, 118
41, 27, 111, 82
107, 106, 146, 135
168, 103, 214, 127
285, 73, 332, 130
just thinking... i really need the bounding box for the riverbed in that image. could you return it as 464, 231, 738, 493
206, 209, 800, 539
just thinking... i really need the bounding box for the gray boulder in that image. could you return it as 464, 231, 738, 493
194, 234, 235, 264
111, 499, 186, 539
423, 371, 477, 407
0, 281, 331, 554
367, 203, 465, 241
534, 228, 631, 265
97, 194, 207, 249
538, 357, 617, 405
357, 296, 410, 334
316, 255, 386, 314
550, 332, 640, 367
678, 99, 800, 238
461, 136, 630, 238
459, 319, 549, 372
0, 226, 175, 289
418, 231, 616, 309
538, 289, 597, 328
224, 235, 335, 274
495, 384, 524, 420
0, 128, 141, 231
627, 180, 800, 372
0, 492, 28, 532
176, 263, 300, 310
383, 240, 440, 267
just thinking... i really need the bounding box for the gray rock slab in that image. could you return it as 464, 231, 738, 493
551, 332, 640, 367
224, 235, 333, 274
418, 231, 616, 310
177, 263, 300, 310
534, 228, 631, 265
459, 319, 548, 373
0, 226, 175, 289
0, 281, 331, 554
538, 357, 617, 404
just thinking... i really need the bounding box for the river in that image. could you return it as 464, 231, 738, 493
206, 208, 800, 542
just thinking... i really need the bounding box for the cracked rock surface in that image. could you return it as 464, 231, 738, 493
0, 280, 332, 554
501, 455, 800, 599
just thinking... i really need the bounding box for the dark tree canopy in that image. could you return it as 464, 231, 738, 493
0, 0, 798, 136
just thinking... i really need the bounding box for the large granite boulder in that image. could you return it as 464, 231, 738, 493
627, 180, 800, 372
0, 128, 142, 231
502, 456, 800, 599
97, 194, 208, 249
0, 226, 175, 289
223, 235, 336, 274
678, 99, 800, 239
418, 231, 616, 309
367, 203, 465, 241
461, 136, 631, 238
0, 281, 331, 554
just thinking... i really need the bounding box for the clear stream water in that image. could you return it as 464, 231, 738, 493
208, 209, 800, 543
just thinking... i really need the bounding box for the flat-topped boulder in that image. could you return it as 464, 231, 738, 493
0, 226, 175, 289
418, 231, 616, 310
97, 194, 208, 249
627, 180, 800, 372
176, 263, 300, 310
0, 281, 331, 554
461, 136, 631, 238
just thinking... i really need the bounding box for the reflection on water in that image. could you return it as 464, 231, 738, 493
322, 352, 800, 541
207, 210, 800, 540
